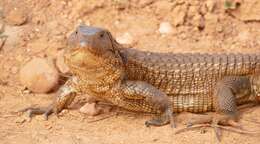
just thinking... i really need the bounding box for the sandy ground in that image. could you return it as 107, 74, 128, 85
1, 0, 260, 143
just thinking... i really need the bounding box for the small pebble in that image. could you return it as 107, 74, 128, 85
79, 103, 101, 116
200, 128, 207, 134
206, 0, 216, 12
116, 32, 134, 45
4, 7, 27, 26
216, 25, 223, 33
44, 124, 53, 130
60, 109, 69, 115
158, 22, 173, 34
19, 58, 59, 93
22, 89, 31, 94
15, 117, 26, 124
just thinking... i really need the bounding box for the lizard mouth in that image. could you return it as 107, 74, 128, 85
65, 44, 88, 55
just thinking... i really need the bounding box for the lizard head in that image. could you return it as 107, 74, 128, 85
65, 24, 125, 68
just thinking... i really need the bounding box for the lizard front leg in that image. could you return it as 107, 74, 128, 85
21, 77, 78, 120
114, 81, 175, 127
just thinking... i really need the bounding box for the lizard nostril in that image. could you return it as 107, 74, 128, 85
100, 33, 104, 38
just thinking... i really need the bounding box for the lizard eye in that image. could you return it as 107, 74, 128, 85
100, 33, 104, 38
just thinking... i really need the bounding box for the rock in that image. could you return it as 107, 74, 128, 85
206, 0, 216, 12
154, 1, 173, 16
22, 89, 31, 94
204, 13, 219, 34
79, 103, 101, 116
158, 22, 173, 34
56, 50, 70, 74
116, 32, 134, 45
216, 25, 223, 33
4, 7, 27, 26
15, 117, 26, 124
171, 5, 187, 26
138, 0, 154, 7
19, 58, 59, 93
187, 5, 199, 18
44, 124, 53, 130
3, 25, 23, 49
193, 14, 205, 30
113, 0, 130, 10
229, 0, 260, 21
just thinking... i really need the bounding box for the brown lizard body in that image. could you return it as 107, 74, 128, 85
23, 25, 260, 138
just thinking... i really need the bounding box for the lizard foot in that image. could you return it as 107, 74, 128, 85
18, 83, 77, 121
175, 123, 260, 141
19, 104, 54, 120
145, 107, 176, 128
176, 116, 260, 142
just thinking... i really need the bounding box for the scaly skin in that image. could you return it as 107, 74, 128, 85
123, 49, 260, 112
23, 25, 260, 133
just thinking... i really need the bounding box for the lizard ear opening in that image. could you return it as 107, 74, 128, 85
106, 31, 117, 52
107, 31, 128, 65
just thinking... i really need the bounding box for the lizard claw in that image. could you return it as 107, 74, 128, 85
43, 106, 54, 120
145, 107, 176, 128
145, 118, 169, 127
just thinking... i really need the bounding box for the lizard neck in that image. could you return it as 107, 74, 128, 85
64, 50, 126, 96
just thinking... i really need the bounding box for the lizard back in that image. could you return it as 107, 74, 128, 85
123, 48, 260, 112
